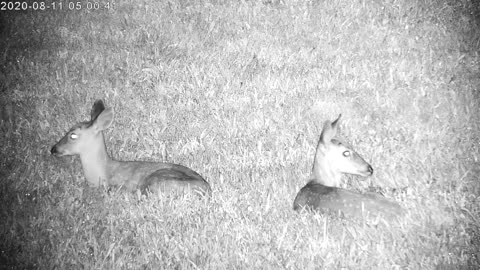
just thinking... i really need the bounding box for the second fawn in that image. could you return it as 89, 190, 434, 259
51, 100, 211, 196
293, 115, 403, 221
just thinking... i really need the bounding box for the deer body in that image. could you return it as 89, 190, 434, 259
293, 115, 403, 221
51, 100, 211, 196
294, 181, 403, 221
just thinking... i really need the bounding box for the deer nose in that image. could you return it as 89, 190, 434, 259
367, 165, 374, 175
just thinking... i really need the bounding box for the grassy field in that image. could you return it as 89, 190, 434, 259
1, 0, 479, 269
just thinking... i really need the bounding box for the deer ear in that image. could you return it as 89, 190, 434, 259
320, 115, 341, 144
92, 107, 114, 131
91, 100, 106, 121
331, 114, 342, 131
319, 120, 335, 145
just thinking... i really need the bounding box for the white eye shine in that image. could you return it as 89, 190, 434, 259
70, 133, 78, 140
343, 150, 351, 157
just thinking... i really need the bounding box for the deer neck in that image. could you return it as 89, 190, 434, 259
78, 134, 112, 187
312, 151, 342, 187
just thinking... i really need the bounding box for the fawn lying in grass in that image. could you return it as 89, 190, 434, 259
51, 100, 211, 197
293, 115, 404, 221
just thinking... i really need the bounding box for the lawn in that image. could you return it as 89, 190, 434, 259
0, 0, 479, 269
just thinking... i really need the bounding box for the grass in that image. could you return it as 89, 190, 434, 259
1, 0, 479, 269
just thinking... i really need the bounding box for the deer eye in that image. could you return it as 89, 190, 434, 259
343, 150, 351, 157
69, 133, 78, 140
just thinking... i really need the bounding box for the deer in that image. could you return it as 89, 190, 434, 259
293, 115, 404, 221
51, 99, 211, 197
